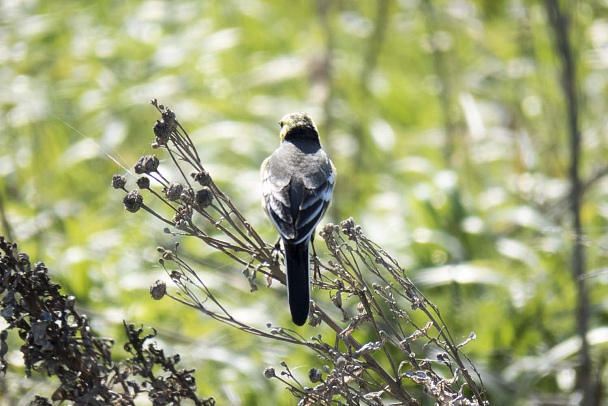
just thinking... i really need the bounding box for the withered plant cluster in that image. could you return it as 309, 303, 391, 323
110, 100, 488, 405
0, 236, 215, 406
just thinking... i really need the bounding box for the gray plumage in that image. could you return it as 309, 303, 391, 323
261, 113, 335, 326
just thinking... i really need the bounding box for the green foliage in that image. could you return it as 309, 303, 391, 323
1, 0, 608, 404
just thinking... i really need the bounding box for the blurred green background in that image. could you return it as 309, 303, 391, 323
1, 0, 608, 404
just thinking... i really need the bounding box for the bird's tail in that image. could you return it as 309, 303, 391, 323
284, 239, 310, 326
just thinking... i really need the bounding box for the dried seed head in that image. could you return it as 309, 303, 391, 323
263, 367, 276, 379
195, 187, 214, 209
134, 155, 160, 174
153, 120, 171, 146
179, 188, 195, 205
150, 280, 166, 300
17, 252, 30, 268
164, 182, 184, 201
34, 262, 47, 274
319, 223, 335, 241
340, 217, 355, 234
308, 368, 323, 383
191, 170, 212, 186
136, 176, 150, 190
124, 190, 144, 213
161, 107, 177, 131
111, 174, 127, 189
173, 205, 192, 225
357, 302, 365, 314
308, 308, 322, 327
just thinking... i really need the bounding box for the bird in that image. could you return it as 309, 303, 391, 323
261, 112, 336, 326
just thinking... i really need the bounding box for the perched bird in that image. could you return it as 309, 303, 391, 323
261, 113, 336, 326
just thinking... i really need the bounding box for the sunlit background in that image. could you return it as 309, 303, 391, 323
1, 0, 608, 404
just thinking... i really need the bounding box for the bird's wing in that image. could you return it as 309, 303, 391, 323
263, 151, 335, 244
293, 156, 335, 244
262, 158, 297, 240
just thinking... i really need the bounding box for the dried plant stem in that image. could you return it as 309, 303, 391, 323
544, 2, 594, 405
113, 100, 487, 405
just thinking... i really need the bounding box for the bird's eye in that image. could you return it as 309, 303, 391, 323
278, 120, 283, 128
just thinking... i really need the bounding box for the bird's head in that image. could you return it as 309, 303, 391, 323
279, 112, 319, 142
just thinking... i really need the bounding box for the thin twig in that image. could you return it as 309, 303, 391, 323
543, 2, 594, 405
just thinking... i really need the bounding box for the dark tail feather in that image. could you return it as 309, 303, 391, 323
284, 239, 310, 326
